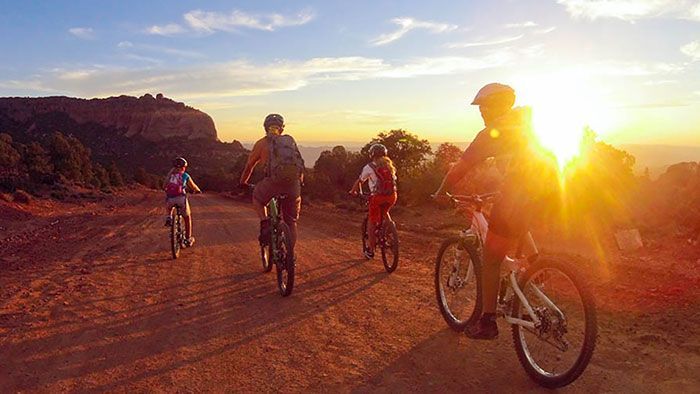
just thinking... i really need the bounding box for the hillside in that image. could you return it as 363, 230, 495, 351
0, 94, 248, 191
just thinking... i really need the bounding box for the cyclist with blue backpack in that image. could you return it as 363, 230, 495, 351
164, 157, 202, 247
239, 114, 305, 249
349, 143, 398, 259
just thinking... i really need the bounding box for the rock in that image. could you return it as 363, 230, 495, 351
615, 229, 643, 251
0, 95, 217, 142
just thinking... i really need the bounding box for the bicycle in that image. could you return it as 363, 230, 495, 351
358, 193, 399, 273
434, 193, 597, 388
169, 204, 187, 259
255, 190, 295, 297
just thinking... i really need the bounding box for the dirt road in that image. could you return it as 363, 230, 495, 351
1, 192, 698, 392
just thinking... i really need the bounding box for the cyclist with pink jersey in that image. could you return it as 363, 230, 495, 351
164, 157, 202, 247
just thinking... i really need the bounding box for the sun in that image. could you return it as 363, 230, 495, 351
512, 73, 616, 167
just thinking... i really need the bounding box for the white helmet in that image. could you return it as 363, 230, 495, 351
471, 83, 516, 107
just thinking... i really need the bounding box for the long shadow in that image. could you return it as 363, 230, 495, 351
0, 257, 385, 391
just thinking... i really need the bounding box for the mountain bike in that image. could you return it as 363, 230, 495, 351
434, 193, 597, 388
257, 191, 295, 297
169, 204, 187, 259
358, 194, 399, 273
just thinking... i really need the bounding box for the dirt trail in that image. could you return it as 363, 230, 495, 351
1, 192, 698, 392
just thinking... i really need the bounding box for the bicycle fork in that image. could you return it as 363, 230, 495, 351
502, 269, 565, 330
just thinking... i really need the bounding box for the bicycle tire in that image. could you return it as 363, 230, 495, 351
434, 237, 482, 331
261, 243, 273, 272
381, 221, 399, 273
275, 221, 295, 297
511, 259, 597, 388
361, 217, 369, 259
170, 207, 180, 259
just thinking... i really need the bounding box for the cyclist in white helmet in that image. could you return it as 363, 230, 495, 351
434, 83, 559, 339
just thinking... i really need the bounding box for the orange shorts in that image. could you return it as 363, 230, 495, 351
368, 193, 397, 224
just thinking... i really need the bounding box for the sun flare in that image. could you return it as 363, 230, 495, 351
513, 74, 616, 167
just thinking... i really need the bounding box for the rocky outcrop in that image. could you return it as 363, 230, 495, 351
0, 94, 217, 142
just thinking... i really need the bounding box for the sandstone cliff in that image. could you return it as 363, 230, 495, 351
0, 94, 217, 142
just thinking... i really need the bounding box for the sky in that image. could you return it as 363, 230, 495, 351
1, 0, 699, 148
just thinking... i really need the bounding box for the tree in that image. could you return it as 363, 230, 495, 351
107, 161, 124, 187
432, 142, 462, 173
46, 131, 83, 182
21, 142, 53, 183
93, 163, 111, 188
362, 129, 432, 177
0, 133, 21, 168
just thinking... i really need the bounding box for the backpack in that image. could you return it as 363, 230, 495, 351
369, 162, 396, 195
267, 134, 305, 182
165, 172, 185, 197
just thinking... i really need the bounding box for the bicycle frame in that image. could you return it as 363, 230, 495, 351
267, 196, 282, 262
457, 202, 559, 331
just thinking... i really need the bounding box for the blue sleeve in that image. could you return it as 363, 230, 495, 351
182, 172, 191, 185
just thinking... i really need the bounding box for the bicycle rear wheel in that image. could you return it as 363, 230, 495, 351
434, 237, 481, 331
275, 222, 295, 297
511, 259, 597, 388
170, 207, 180, 259
380, 221, 399, 273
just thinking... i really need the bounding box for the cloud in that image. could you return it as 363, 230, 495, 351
185, 8, 314, 32
681, 40, 700, 60
370, 17, 457, 46
446, 34, 524, 48
145, 23, 187, 36
146, 8, 315, 35
117, 41, 204, 60
556, 0, 700, 22
504, 21, 539, 28
0, 52, 514, 99
68, 27, 95, 40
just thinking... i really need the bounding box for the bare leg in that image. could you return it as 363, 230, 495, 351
287, 221, 298, 248
481, 232, 512, 314
184, 215, 192, 238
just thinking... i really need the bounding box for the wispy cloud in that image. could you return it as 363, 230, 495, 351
117, 41, 204, 60
681, 40, 700, 61
146, 8, 315, 35
145, 23, 187, 36
556, 0, 700, 22
0, 52, 514, 99
446, 34, 524, 48
370, 17, 457, 46
504, 21, 539, 28
68, 27, 95, 40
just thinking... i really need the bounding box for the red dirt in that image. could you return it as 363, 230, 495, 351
1, 191, 698, 392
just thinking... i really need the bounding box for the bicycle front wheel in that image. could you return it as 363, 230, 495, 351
511, 259, 597, 388
275, 222, 295, 297
380, 221, 399, 273
434, 238, 481, 331
170, 207, 180, 259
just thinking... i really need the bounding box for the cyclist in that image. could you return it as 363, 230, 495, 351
349, 143, 398, 259
434, 83, 558, 340
164, 157, 202, 247
239, 113, 305, 249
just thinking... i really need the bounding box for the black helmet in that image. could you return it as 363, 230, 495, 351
368, 143, 388, 159
173, 157, 188, 168
263, 113, 285, 132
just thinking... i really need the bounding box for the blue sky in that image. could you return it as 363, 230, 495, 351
1, 0, 699, 148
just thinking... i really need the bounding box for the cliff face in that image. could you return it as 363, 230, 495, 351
0, 94, 217, 142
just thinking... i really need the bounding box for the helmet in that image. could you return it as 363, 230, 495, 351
173, 157, 188, 168
368, 143, 388, 159
263, 113, 285, 132
471, 83, 516, 107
